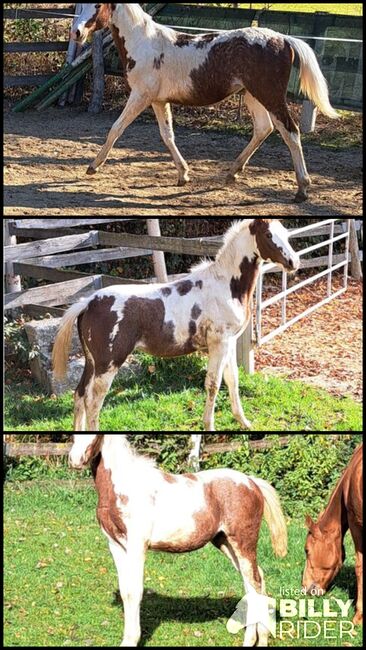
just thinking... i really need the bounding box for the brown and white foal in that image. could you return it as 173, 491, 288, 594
53, 219, 300, 432
71, 3, 337, 202
69, 434, 288, 646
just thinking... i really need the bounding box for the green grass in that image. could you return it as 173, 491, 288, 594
4, 482, 363, 647
4, 355, 362, 432
205, 4, 362, 15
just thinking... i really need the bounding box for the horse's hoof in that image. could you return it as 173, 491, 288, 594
87, 166, 97, 176
294, 190, 308, 203
226, 174, 237, 185
177, 177, 190, 187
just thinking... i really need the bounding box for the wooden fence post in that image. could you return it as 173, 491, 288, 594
237, 317, 255, 374
147, 220, 168, 283
188, 434, 203, 471
350, 219, 362, 280
4, 220, 22, 293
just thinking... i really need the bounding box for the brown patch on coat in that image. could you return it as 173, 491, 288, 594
161, 287, 172, 297
174, 32, 195, 48
84, 435, 104, 463
186, 32, 297, 130
230, 257, 260, 315
176, 280, 193, 296
195, 33, 220, 49
78, 295, 200, 376
153, 53, 165, 69
151, 476, 264, 556
162, 473, 178, 484
195, 280, 203, 290
249, 219, 289, 266
93, 455, 127, 545
188, 320, 197, 337
85, 4, 113, 32
183, 473, 199, 481
191, 304, 202, 320
78, 295, 119, 377
110, 27, 136, 79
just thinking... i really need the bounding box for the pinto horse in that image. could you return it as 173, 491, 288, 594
53, 219, 300, 432
70, 3, 337, 202
303, 444, 363, 625
69, 434, 288, 646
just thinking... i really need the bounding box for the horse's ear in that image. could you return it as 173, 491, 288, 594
305, 515, 314, 530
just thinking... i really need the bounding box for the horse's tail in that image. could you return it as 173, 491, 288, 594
52, 300, 88, 379
285, 35, 338, 119
251, 477, 288, 558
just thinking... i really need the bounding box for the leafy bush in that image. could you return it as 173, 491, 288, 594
5, 434, 361, 518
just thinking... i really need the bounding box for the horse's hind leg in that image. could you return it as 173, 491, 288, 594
84, 367, 119, 431
204, 342, 230, 431
239, 557, 268, 647
269, 107, 311, 203
223, 342, 251, 430
152, 101, 190, 186
227, 93, 273, 183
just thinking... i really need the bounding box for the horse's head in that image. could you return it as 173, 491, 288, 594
69, 434, 104, 469
302, 515, 345, 596
250, 219, 300, 272
70, 4, 113, 44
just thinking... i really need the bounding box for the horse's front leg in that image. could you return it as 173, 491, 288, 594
349, 515, 363, 625
108, 538, 146, 646
204, 342, 229, 431
223, 341, 252, 430
87, 90, 151, 175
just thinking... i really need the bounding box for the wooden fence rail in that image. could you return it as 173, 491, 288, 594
3, 435, 343, 461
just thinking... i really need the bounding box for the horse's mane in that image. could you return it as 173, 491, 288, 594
216, 220, 254, 264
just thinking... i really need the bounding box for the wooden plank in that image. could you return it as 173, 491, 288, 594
5, 443, 71, 458
4, 9, 77, 19
9, 218, 138, 232
13, 263, 149, 287
4, 75, 55, 88
203, 436, 291, 455
23, 304, 65, 318
5, 276, 101, 310
99, 232, 222, 256
24, 247, 154, 269
5, 42, 69, 53
4, 231, 99, 263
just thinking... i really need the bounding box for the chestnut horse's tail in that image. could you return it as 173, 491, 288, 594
252, 477, 288, 558
52, 300, 88, 379
285, 35, 338, 119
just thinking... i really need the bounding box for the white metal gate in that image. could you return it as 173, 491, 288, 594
256, 218, 351, 346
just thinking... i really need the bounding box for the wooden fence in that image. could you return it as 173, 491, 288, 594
4, 434, 345, 461
4, 218, 363, 376
4, 7, 77, 88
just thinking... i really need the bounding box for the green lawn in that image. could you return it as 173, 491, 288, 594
214, 4, 362, 15
4, 355, 362, 432
4, 482, 363, 647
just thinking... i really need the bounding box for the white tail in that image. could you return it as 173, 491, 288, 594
285, 35, 338, 119
52, 301, 88, 379
252, 477, 288, 558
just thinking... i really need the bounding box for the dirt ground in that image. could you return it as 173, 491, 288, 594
257, 278, 363, 402
4, 107, 362, 217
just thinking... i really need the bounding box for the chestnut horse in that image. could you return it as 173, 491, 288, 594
69, 434, 288, 646
303, 444, 363, 625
